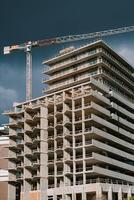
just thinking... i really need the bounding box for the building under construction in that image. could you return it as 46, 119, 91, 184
4, 40, 134, 200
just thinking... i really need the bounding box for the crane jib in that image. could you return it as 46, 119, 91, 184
3, 25, 134, 100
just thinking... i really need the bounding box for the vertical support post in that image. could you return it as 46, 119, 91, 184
108, 186, 112, 200
118, 187, 122, 200
127, 187, 132, 199
26, 44, 32, 101
96, 183, 102, 200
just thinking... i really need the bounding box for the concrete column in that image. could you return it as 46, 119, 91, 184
127, 187, 132, 199
65, 194, 72, 200
108, 186, 112, 200
40, 106, 48, 200
53, 193, 57, 200
82, 192, 86, 200
24, 181, 31, 200
96, 183, 102, 200
118, 187, 122, 200
8, 184, 16, 200
72, 193, 76, 200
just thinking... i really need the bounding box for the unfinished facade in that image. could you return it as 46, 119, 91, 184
5, 40, 134, 200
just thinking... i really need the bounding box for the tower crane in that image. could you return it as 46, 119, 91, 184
4, 25, 134, 101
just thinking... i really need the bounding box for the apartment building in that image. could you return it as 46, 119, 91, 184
0, 126, 9, 200
4, 40, 134, 200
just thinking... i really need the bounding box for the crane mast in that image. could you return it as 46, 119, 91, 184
3, 25, 134, 101
26, 44, 32, 101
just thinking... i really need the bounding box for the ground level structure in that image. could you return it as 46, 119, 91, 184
0, 127, 9, 200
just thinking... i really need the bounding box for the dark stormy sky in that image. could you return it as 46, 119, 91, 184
0, 0, 134, 124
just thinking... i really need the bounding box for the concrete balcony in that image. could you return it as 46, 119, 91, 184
75, 155, 83, 160
25, 139, 34, 147
33, 149, 41, 155
64, 169, 73, 175
91, 127, 134, 152
8, 166, 17, 172
43, 50, 98, 75
91, 139, 134, 162
89, 113, 119, 133
17, 118, 24, 126
25, 117, 34, 125
75, 104, 82, 110
102, 57, 134, 87
56, 133, 63, 139
47, 135, 54, 140
43, 60, 99, 84
64, 156, 73, 163
55, 97, 63, 105
17, 175, 23, 182
48, 172, 54, 177
84, 127, 92, 134
3, 108, 24, 117
76, 180, 83, 185
89, 90, 110, 106
8, 176, 16, 183
33, 137, 41, 144
56, 145, 63, 152
48, 147, 54, 152
89, 152, 134, 173
32, 161, 40, 169
5, 120, 18, 128
48, 112, 54, 119
111, 113, 134, 132
44, 73, 107, 94
33, 113, 41, 121
90, 77, 109, 94
109, 91, 134, 111
84, 101, 111, 118
56, 170, 64, 176
32, 173, 40, 180
25, 127, 33, 134
16, 152, 24, 158
75, 116, 82, 122
9, 132, 17, 139
64, 119, 72, 126
64, 143, 73, 149
16, 163, 24, 170
32, 125, 41, 132
85, 140, 92, 146
111, 102, 134, 120
48, 159, 54, 164
8, 154, 18, 162
75, 167, 83, 173
48, 184, 55, 189
55, 110, 63, 116
56, 157, 63, 163
101, 71, 134, 97
75, 142, 83, 147
93, 165, 134, 183
24, 151, 33, 158
64, 131, 73, 138
102, 50, 133, 78
16, 128, 24, 136
8, 143, 18, 151
75, 129, 83, 135
64, 94, 72, 104
48, 123, 54, 130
